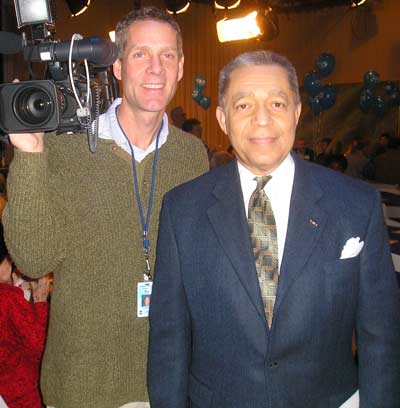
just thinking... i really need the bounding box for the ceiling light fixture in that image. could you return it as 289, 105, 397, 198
214, 0, 241, 10
216, 10, 261, 43
351, 0, 368, 7
65, 0, 92, 17
165, 0, 191, 14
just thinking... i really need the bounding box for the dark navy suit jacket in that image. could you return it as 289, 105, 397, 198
148, 155, 400, 408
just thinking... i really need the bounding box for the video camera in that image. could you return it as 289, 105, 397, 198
0, 0, 119, 151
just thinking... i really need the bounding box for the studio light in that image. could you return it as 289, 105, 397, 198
351, 0, 368, 6
14, 0, 53, 28
165, 0, 190, 15
216, 11, 261, 43
214, 0, 241, 10
65, 0, 92, 17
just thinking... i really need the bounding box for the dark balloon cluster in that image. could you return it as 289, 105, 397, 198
192, 75, 211, 110
359, 70, 400, 117
304, 52, 337, 116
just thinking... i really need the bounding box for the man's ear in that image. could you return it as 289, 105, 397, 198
295, 102, 302, 125
113, 58, 122, 81
216, 106, 227, 135
177, 56, 184, 82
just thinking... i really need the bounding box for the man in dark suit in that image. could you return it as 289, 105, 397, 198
147, 51, 400, 408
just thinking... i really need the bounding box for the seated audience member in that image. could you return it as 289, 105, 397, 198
182, 118, 202, 139
170, 106, 187, 129
315, 137, 332, 164
0, 224, 51, 408
374, 137, 400, 185
345, 137, 369, 179
325, 153, 347, 173
209, 150, 234, 169
293, 138, 315, 161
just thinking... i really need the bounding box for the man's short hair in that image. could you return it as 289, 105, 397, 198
115, 6, 183, 59
218, 50, 300, 107
182, 118, 201, 133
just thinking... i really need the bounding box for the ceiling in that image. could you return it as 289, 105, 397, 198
192, 0, 364, 12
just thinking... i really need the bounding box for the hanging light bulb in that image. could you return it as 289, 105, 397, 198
165, 0, 190, 14
351, 0, 368, 7
65, 0, 92, 17
214, 0, 241, 10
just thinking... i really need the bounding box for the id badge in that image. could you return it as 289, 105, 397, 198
137, 281, 153, 317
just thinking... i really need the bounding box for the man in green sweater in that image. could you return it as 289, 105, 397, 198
3, 7, 209, 408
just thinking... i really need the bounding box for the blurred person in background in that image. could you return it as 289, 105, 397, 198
0, 223, 51, 408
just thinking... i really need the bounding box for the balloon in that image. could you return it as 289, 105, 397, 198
194, 75, 206, 90
372, 95, 387, 117
304, 71, 323, 97
308, 94, 323, 116
359, 89, 374, 113
388, 90, 400, 107
384, 81, 397, 95
363, 70, 380, 90
320, 85, 336, 110
199, 95, 211, 110
316, 53, 336, 77
192, 88, 203, 103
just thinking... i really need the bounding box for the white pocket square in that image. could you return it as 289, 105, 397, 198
340, 237, 364, 259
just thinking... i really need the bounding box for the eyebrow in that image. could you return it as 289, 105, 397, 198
231, 90, 290, 105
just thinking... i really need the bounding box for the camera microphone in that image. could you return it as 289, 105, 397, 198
24, 37, 119, 67
0, 31, 23, 54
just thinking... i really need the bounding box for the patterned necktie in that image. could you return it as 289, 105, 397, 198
248, 175, 279, 328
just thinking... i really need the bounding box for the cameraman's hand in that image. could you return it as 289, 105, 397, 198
8, 78, 44, 152
8, 131, 45, 153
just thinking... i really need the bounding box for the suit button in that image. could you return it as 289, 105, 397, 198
269, 361, 279, 368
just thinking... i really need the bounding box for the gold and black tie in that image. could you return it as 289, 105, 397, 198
248, 175, 279, 328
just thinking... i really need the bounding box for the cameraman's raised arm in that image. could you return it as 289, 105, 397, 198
3, 131, 65, 279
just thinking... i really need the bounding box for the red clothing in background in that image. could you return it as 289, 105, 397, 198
0, 283, 48, 408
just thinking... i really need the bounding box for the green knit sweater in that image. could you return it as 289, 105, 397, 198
3, 126, 209, 408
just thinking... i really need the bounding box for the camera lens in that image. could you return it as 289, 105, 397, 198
13, 86, 54, 126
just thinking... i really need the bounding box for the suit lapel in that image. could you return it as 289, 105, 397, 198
275, 155, 328, 313
207, 161, 267, 322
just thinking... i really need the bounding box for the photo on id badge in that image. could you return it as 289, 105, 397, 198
137, 281, 152, 317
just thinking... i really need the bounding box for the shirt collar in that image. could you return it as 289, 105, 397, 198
97, 97, 169, 161
237, 153, 295, 191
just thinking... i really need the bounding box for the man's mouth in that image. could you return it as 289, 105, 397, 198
142, 83, 164, 89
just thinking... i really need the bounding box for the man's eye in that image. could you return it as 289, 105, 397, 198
273, 102, 286, 108
236, 103, 249, 110
163, 52, 175, 60
133, 51, 145, 58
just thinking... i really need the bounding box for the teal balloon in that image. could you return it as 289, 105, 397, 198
320, 85, 336, 110
384, 81, 397, 95
363, 70, 380, 90
316, 53, 335, 77
304, 71, 322, 97
359, 89, 374, 113
308, 94, 323, 116
194, 75, 206, 89
199, 95, 211, 110
192, 88, 203, 103
389, 90, 400, 107
372, 95, 387, 117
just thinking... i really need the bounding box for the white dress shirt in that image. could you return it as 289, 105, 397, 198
237, 154, 295, 270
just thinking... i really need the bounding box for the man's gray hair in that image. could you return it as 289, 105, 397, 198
115, 6, 183, 59
218, 50, 300, 107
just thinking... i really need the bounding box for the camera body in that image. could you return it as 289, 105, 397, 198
0, 79, 87, 134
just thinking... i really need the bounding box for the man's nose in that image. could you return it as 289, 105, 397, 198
148, 55, 163, 74
255, 104, 271, 126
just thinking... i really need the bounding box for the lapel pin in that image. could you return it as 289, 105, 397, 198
309, 219, 318, 228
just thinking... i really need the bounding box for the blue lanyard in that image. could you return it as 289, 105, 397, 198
116, 106, 162, 280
